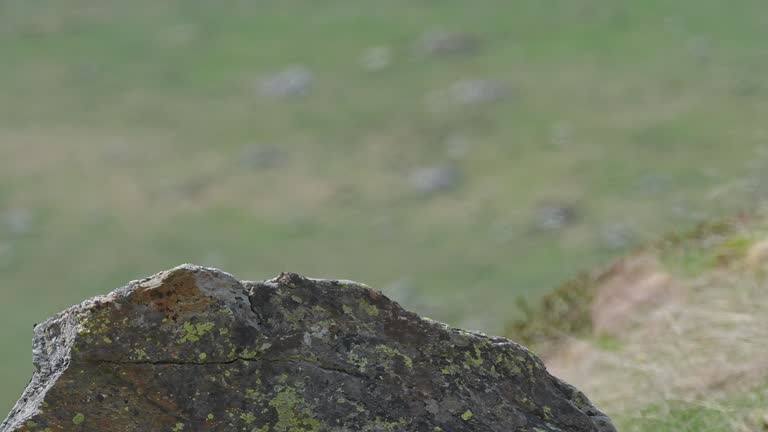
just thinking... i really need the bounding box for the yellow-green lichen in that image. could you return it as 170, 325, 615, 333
347, 349, 369, 371
461, 409, 473, 421
543, 406, 553, 420
358, 299, 380, 317
441, 363, 462, 375
464, 344, 484, 368
133, 348, 149, 360
268, 385, 322, 432
198, 352, 207, 361
177, 321, 215, 343
72, 413, 85, 425
172, 422, 184, 431
245, 388, 262, 401
240, 347, 263, 359
363, 417, 411, 431
240, 412, 256, 424
495, 351, 522, 375
277, 353, 321, 364
375, 345, 413, 369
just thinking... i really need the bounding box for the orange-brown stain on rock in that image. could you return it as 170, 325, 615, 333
130, 270, 212, 320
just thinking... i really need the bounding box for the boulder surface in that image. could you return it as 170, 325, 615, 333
2, 265, 615, 431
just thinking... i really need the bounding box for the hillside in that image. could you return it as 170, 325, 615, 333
3, 0, 768, 415
506, 209, 768, 430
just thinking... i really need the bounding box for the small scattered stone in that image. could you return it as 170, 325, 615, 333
409, 165, 463, 195
534, 202, 578, 231
426, 79, 511, 111
360, 46, 392, 71
238, 145, 286, 170
4, 208, 33, 235
450, 79, 510, 105
600, 223, 637, 250
550, 122, 574, 148
417, 30, 483, 57
257, 66, 313, 99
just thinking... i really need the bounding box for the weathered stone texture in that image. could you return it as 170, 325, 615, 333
2, 265, 615, 432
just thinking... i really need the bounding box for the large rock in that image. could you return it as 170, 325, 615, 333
1, 265, 615, 432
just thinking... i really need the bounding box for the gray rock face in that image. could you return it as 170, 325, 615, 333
1, 265, 615, 432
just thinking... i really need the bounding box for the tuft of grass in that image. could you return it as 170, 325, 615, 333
656, 216, 759, 277
592, 334, 622, 352
504, 271, 597, 353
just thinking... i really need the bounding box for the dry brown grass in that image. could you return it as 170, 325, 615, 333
546, 263, 768, 429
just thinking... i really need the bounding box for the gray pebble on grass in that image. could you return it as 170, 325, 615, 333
257, 66, 314, 99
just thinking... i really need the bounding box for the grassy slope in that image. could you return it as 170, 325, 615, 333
506, 211, 768, 430
2, 0, 768, 414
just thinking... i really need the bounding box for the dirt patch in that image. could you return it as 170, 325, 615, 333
590, 255, 684, 337
746, 238, 768, 269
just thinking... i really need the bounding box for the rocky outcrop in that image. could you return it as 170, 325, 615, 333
1, 265, 615, 431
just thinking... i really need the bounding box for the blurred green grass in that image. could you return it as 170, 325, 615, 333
617, 381, 768, 431
2, 0, 768, 415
